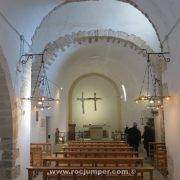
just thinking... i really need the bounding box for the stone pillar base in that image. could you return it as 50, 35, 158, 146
0, 165, 20, 179
0, 137, 20, 179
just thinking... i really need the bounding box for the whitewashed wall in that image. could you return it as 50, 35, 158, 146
163, 34, 180, 180
70, 75, 121, 133
30, 110, 47, 143
0, 10, 31, 180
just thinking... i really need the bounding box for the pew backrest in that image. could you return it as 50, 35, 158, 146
54, 151, 138, 158
42, 157, 144, 167
30, 147, 42, 166
63, 146, 133, 152
31, 143, 52, 156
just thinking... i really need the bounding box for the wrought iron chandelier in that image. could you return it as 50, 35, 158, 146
135, 50, 171, 110
20, 51, 60, 110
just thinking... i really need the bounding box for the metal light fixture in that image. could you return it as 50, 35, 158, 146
20, 50, 60, 110
135, 50, 171, 109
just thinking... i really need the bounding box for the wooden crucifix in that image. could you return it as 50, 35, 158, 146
90, 92, 102, 111
77, 92, 87, 114
77, 92, 102, 114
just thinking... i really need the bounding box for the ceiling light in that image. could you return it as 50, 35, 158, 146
38, 101, 43, 105
20, 51, 60, 110
56, 100, 60, 104
135, 50, 171, 110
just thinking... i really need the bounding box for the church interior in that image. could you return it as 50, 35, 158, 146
0, 0, 180, 180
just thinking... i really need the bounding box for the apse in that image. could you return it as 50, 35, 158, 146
69, 74, 121, 133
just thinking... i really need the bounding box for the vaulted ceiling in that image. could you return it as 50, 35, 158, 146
0, 0, 179, 47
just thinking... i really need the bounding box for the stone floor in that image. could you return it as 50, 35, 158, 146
153, 170, 167, 180
140, 145, 167, 180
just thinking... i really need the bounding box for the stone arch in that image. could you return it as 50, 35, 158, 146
32, 30, 157, 85
44, 29, 153, 60
31, 0, 162, 47
68, 73, 122, 131
0, 47, 18, 179
0, 47, 14, 138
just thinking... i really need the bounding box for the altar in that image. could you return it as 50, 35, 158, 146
83, 124, 110, 140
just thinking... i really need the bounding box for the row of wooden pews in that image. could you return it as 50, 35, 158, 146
30, 143, 52, 166
149, 142, 168, 176
28, 141, 154, 180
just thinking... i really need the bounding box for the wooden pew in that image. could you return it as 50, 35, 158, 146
68, 140, 126, 143
30, 147, 42, 166
42, 157, 144, 167
154, 145, 167, 175
30, 143, 52, 166
69, 140, 126, 142
68, 140, 127, 145
27, 166, 154, 180
148, 142, 165, 161
149, 142, 168, 175
54, 151, 138, 158
63, 146, 133, 152
68, 143, 129, 147
31, 143, 52, 156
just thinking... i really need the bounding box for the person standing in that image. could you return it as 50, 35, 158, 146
142, 123, 155, 157
124, 125, 129, 141
111, 132, 115, 140
55, 128, 60, 144
124, 125, 129, 134
127, 122, 141, 151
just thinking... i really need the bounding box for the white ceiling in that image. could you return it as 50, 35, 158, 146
31, 0, 160, 51
0, 0, 178, 47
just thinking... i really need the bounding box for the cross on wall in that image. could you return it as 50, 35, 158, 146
77, 92, 102, 114
89, 92, 102, 111
77, 92, 87, 114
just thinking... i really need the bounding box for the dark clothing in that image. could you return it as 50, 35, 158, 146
124, 127, 129, 134
124, 127, 129, 141
55, 130, 60, 144
142, 126, 155, 156
127, 127, 141, 151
